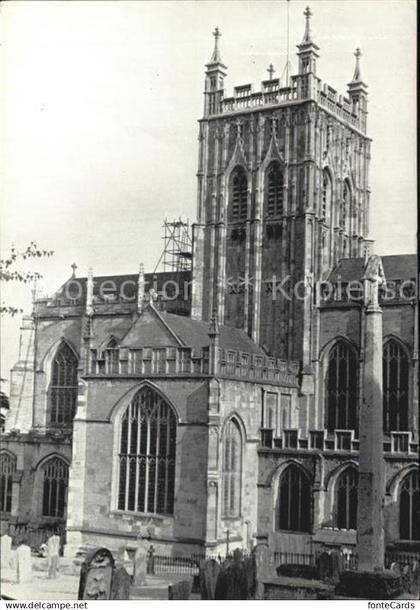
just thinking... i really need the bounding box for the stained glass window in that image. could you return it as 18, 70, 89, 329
0, 452, 16, 513
326, 341, 358, 433
49, 343, 78, 425
335, 467, 358, 530
222, 419, 242, 517
399, 471, 419, 541
383, 340, 409, 433
118, 386, 176, 515
277, 465, 311, 532
42, 457, 69, 518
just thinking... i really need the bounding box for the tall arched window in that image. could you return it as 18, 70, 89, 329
277, 464, 311, 532
326, 341, 358, 433
229, 167, 248, 221
0, 452, 16, 514
49, 342, 78, 426
383, 340, 409, 433
399, 471, 419, 540
321, 169, 332, 221
265, 162, 284, 217
341, 180, 351, 229
335, 466, 358, 529
222, 419, 242, 517
104, 338, 119, 375
42, 457, 69, 518
118, 386, 176, 515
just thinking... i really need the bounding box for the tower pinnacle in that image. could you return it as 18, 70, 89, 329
302, 6, 313, 44
209, 26, 222, 64
351, 47, 363, 83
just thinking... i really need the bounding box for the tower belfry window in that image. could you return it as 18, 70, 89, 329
230, 167, 248, 221
266, 163, 284, 217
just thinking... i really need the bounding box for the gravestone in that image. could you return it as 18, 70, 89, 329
133, 545, 147, 586
215, 548, 248, 600
78, 548, 115, 600
110, 566, 131, 600
16, 544, 32, 583
1, 535, 13, 569
330, 549, 343, 584
199, 558, 221, 599
168, 578, 192, 600
253, 543, 274, 600
47, 535, 61, 578
318, 551, 332, 582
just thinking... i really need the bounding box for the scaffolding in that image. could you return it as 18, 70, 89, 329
155, 218, 192, 273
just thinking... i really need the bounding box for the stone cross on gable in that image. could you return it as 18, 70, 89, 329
267, 64, 275, 80
270, 115, 278, 135
71, 262, 77, 278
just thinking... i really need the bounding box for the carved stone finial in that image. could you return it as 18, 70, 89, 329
209, 308, 219, 336
148, 288, 157, 305
352, 47, 363, 82
86, 267, 94, 316
71, 262, 77, 278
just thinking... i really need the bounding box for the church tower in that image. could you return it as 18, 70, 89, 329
191, 7, 372, 369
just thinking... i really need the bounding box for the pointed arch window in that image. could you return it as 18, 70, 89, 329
341, 180, 351, 229
322, 169, 332, 221
42, 457, 69, 518
229, 167, 248, 221
335, 466, 358, 529
326, 341, 358, 433
222, 419, 242, 517
49, 342, 78, 426
277, 464, 311, 532
265, 162, 284, 217
399, 470, 419, 540
118, 386, 176, 515
104, 338, 119, 375
383, 340, 409, 433
0, 452, 16, 514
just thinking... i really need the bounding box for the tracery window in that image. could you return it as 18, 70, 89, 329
399, 470, 419, 541
383, 340, 409, 433
335, 466, 358, 530
340, 180, 351, 229
49, 342, 78, 426
222, 419, 242, 517
42, 457, 69, 518
326, 341, 358, 433
0, 452, 16, 513
118, 387, 176, 515
104, 338, 119, 375
277, 464, 311, 532
229, 167, 248, 221
265, 162, 284, 217
321, 169, 332, 221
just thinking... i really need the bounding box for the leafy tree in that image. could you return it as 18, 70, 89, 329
0, 242, 54, 316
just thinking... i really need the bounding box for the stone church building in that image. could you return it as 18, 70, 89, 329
1, 8, 418, 560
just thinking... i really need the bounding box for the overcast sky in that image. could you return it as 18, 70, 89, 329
0, 0, 416, 386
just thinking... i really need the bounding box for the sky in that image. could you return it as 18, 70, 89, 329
0, 0, 417, 387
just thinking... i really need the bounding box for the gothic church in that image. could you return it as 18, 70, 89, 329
1, 8, 418, 560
